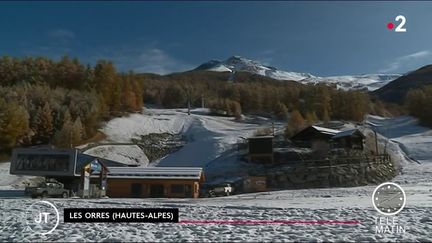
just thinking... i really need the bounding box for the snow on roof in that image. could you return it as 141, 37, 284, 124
311, 126, 340, 135
75, 153, 128, 176
332, 129, 364, 139
107, 167, 203, 180
248, 135, 274, 139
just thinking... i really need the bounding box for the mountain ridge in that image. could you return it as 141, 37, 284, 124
194, 55, 401, 91
373, 64, 432, 103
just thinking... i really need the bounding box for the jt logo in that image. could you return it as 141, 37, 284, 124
34, 212, 50, 224
25, 201, 60, 235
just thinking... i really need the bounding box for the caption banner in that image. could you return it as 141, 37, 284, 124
64, 208, 179, 223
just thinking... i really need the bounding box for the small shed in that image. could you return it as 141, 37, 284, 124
248, 136, 274, 164
243, 176, 267, 193
331, 129, 365, 150
291, 126, 340, 154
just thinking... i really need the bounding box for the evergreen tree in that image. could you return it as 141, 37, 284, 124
94, 60, 121, 113
32, 102, 53, 144
231, 100, 242, 120
130, 76, 144, 111
322, 109, 331, 123
71, 117, 84, 146
162, 84, 186, 108
305, 111, 318, 125
406, 85, 432, 126
274, 102, 288, 120
0, 100, 30, 149
53, 110, 74, 148
285, 110, 306, 138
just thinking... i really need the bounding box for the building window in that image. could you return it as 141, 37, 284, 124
171, 184, 184, 194
15, 154, 69, 172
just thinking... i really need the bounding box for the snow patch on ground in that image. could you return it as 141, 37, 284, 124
0, 162, 39, 190
83, 145, 149, 167
102, 109, 194, 143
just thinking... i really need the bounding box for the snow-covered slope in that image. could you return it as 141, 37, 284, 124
302, 74, 402, 91
101, 108, 282, 173
365, 115, 432, 164
84, 145, 149, 167
102, 109, 194, 143
196, 56, 401, 91
0, 162, 41, 189
364, 115, 432, 189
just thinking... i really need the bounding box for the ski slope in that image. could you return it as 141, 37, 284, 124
365, 115, 432, 187
100, 108, 282, 178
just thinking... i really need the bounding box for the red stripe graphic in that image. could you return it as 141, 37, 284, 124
179, 220, 360, 225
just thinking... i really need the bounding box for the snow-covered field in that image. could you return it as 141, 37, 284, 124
0, 162, 40, 190
0, 187, 431, 242
0, 109, 431, 242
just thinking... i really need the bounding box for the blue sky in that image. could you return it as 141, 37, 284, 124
1, 2, 432, 76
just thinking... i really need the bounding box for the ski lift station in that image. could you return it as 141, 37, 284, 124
9, 147, 204, 198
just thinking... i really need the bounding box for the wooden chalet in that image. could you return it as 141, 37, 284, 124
331, 129, 365, 150
291, 126, 340, 154
106, 167, 205, 198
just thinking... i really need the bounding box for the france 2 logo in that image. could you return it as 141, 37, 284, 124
387, 15, 407, 32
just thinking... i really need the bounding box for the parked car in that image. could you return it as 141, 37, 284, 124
26, 182, 69, 198
209, 183, 233, 197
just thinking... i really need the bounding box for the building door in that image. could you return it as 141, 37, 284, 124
131, 183, 143, 198
150, 184, 164, 198
185, 184, 192, 198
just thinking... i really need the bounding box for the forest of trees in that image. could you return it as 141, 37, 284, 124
0, 56, 401, 153
0, 56, 143, 152
141, 71, 393, 137
406, 85, 432, 127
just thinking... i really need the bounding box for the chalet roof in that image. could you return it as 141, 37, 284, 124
311, 126, 340, 135
107, 167, 204, 180
248, 136, 274, 140
291, 126, 340, 141
74, 153, 127, 176
332, 129, 365, 139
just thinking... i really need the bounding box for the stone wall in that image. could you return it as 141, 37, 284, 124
265, 156, 397, 189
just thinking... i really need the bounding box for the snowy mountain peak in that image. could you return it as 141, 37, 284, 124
195, 55, 315, 81
194, 55, 401, 91
225, 55, 260, 67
